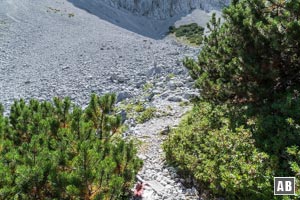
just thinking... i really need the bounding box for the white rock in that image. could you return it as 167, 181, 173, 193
102, 0, 229, 20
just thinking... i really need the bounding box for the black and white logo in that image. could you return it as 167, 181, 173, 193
274, 177, 295, 195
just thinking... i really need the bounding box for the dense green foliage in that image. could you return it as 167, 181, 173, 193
169, 23, 204, 45
164, 102, 273, 199
184, 1, 300, 105
0, 94, 142, 199
164, 0, 300, 199
136, 107, 156, 124
287, 146, 300, 195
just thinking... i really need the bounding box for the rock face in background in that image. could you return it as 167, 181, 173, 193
102, 0, 229, 20
67, 0, 227, 38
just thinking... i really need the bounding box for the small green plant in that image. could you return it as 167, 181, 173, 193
124, 103, 134, 113
119, 101, 144, 113
167, 73, 175, 79
143, 82, 153, 92
119, 124, 129, 133
179, 101, 189, 107
169, 23, 204, 45
134, 101, 145, 113
136, 107, 156, 124
169, 26, 175, 33
68, 13, 75, 18
158, 110, 171, 117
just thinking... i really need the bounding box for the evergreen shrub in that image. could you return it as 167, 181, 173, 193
164, 0, 300, 198
0, 94, 142, 199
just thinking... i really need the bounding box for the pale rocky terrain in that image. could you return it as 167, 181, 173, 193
99, 0, 227, 20
0, 0, 207, 111
0, 0, 224, 199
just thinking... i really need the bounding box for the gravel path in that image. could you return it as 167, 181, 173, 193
132, 100, 199, 200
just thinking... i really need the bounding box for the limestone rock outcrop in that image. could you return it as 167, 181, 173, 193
101, 0, 229, 20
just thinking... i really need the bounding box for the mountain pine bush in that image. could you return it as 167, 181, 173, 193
184, 1, 300, 105
164, 0, 300, 199
163, 102, 273, 199
0, 94, 142, 199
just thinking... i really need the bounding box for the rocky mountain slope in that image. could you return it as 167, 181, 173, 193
0, 0, 223, 111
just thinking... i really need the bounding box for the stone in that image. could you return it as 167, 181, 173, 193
156, 176, 162, 182
160, 126, 170, 135
187, 76, 194, 82
173, 68, 184, 75
183, 92, 199, 100
118, 109, 127, 123
147, 180, 165, 193
191, 187, 198, 196
160, 92, 170, 99
135, 80, 146, 88
147, 65, 163, 77
166, 179, 175, 185
152, 89, 161, 95
168, 81, 177, 90
110, 73, 126, 83
160, 180, 167, 186
116, 91, 132, 102
175, 81, 184, 87
155, 82, 164, 87
146, 92, 155, 101
186, 177, 192, 184
143, 190, 154, 200
186, 82, 194, 88
62, 66, 70, 70
168, 96, 182, 102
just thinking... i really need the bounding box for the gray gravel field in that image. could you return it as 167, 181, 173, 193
0, 0, 200, 111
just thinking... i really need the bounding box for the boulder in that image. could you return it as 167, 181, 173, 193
168, 81, 177, 90
168, 96, 182, 102
118, 109, 127, 123
147, 65, 163, 77
117, 91, 132, 102
110, 73, 127, 83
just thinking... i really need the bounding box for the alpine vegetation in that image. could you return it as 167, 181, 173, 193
0, 94, 142, 199
164, 0, 300, 199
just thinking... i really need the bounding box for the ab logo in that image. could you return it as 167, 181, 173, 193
274, 177, 295, 195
